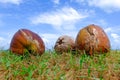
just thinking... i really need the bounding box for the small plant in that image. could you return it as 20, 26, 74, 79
0, 50, 120, 80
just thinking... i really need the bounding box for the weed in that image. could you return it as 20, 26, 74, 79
0, 50, 120, 80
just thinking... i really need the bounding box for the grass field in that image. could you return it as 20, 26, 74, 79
0, 50, 120, 80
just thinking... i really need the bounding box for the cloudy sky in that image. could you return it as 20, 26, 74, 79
0, 0, 120, 50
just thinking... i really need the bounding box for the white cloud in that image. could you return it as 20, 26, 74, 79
73, 0, 120, 12
104, 26, 120, 33
41, 33, 59, 43
0, 37, 9, 49
40, 33, 60, 49
0, 37, 5, 41
111, 33, 120, 42
110, 33, 120, 49
105, 27, 112, 33
88, 0, 120, 12
104, 27, 120, 49
0, 0, 22, 5
31, 7, 88, 31
52, 0, 60, 4
0, 31, 14, 50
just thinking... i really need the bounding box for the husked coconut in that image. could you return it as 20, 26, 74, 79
54, 35, 75, 53
75, 24, 110, 55
10, 29, 45, 55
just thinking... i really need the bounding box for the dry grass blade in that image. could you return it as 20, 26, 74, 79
0, 50, 119, 80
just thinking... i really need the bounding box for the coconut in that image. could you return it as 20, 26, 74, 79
54, 35, 75, 53
75, 24, 110, 55
10, 29, 45, 55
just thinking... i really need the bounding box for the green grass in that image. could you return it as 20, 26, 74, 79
0, 50, 120, 80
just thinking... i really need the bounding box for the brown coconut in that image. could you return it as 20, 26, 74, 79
10, 29, 45, 55
75, 24, 110, 55
54, 35, 75, 53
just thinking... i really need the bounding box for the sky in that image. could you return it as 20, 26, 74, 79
0, 0, 120, 50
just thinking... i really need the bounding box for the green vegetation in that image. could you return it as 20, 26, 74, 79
0, 50, 120, 80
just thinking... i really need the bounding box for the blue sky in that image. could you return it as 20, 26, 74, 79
0, 0, 120, 50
